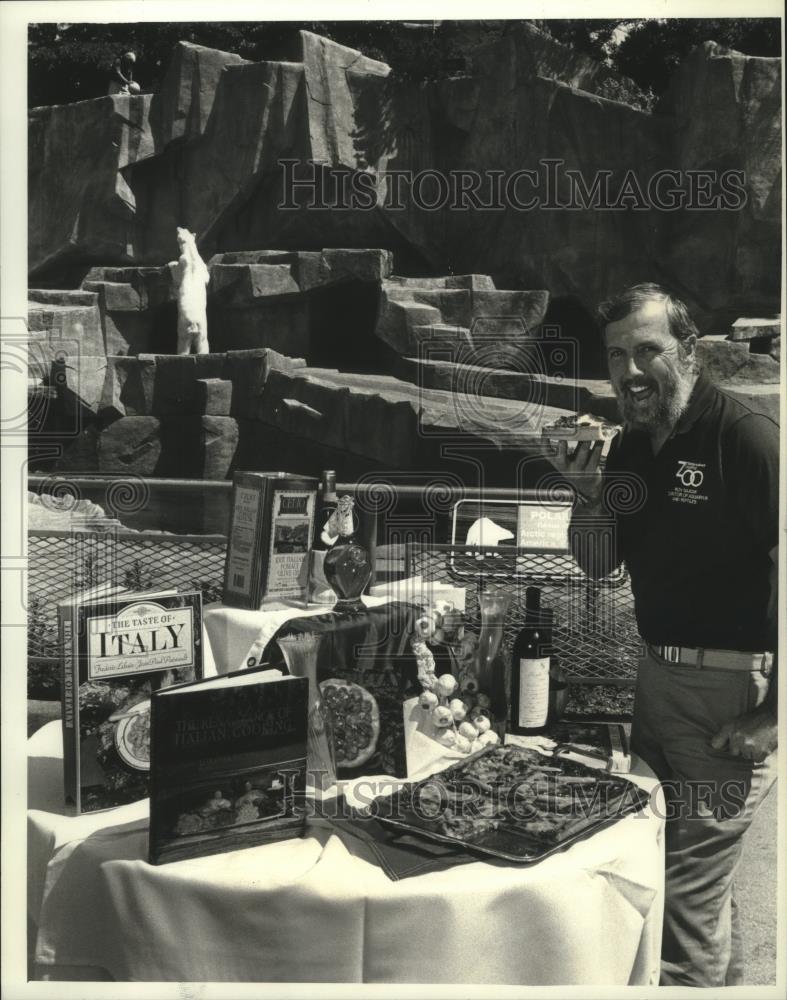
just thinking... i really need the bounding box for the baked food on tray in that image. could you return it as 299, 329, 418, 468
371, 744, 647, 863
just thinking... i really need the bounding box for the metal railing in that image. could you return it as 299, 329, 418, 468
27, 476, 641, 685
407, 544, 638, 685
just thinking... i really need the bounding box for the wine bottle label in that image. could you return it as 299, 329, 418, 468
317, 506, 339, 548
517, 657, 550, 728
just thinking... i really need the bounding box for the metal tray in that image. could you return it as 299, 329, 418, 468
370, 744, 650, 864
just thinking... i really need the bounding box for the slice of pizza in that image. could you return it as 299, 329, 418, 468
541, 412, 620, 442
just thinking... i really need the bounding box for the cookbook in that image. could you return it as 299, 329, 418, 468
149, 668, 309, 864
60, 588, 203, 812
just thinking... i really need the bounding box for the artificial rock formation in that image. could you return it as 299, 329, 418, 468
29, 28, 781, 330
40, 347, 565, 486
658, 42, 782, 321
375, 275, 550, 366
30, 253, 553, 373
30, 254, 781, 481
27, 27, 782, 480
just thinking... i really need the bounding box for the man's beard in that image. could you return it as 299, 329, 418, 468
614, 361, 696, 433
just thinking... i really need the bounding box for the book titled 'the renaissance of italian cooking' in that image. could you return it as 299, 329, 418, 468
60, 588, 204, 813
149, 668, 309, 864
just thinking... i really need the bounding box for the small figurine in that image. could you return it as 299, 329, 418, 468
199, 789, 232, 816
108, 51, 140, 95
235, 781, 264, 823
235, 781, 263, 808
168, 227, 210, 355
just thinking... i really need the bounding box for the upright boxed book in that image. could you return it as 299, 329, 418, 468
60, 589, 203, 813
223, 472, 318, 609
149, 669, 309, 864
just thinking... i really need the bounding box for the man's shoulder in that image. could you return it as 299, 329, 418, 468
712, 385, 780, 443
711, 388, 780, 491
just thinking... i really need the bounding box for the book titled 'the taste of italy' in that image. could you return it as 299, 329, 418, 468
61, 589, 203, 813
149, 669, 309, 864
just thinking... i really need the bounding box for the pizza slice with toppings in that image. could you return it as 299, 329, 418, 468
541, 412, 621, 442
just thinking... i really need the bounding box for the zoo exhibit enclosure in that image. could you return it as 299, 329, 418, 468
28, 475, 639, 691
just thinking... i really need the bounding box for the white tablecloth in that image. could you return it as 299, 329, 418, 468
29, 719, 665, 984
203, 581, 467, 675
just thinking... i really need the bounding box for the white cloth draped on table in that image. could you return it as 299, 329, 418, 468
202, 596, 392, 675
28, 721, 664, 984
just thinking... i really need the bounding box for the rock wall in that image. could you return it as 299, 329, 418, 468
31, 302, 779, 485
29, 252, 553, 372
657, 41, 782, 324
34, 347, 570, 487
29, 27, 781, 331
27, 27, 781, 482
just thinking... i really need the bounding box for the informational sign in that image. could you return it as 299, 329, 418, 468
516, 502, 572, 553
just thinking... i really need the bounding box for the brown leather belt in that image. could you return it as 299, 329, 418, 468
651, 645, 772, 674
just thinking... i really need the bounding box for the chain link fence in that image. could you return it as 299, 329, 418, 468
27, 481, 642, 688
28, 528, 227, 666
407, 544, 640, 684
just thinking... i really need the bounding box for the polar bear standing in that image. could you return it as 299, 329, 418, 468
168, 227, 210, 355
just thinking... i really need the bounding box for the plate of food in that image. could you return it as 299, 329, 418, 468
370, 743, 648, 863
111, 699, 152, 771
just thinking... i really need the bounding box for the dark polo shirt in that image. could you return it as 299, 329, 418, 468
603, 372, 779, 652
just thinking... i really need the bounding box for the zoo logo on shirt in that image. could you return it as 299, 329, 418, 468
668, 460, 708, 505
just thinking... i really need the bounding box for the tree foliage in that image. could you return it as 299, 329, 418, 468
28, 18, 781, 109
539, 18, 780, 95
613, 19, 780, 95
28, 20, 512, 107
29, 21, 273, 106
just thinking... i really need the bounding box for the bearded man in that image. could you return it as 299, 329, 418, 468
553, 283, 779, 987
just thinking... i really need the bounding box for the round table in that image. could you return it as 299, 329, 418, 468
28, 719, 665, 985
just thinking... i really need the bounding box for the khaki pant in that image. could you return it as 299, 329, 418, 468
631, 644, 777, 987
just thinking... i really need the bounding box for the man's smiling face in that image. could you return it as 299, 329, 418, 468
604, 300, 698, 435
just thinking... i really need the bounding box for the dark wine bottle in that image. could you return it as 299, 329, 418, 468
509, 587, 552, 735
312, 470, 338, 550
